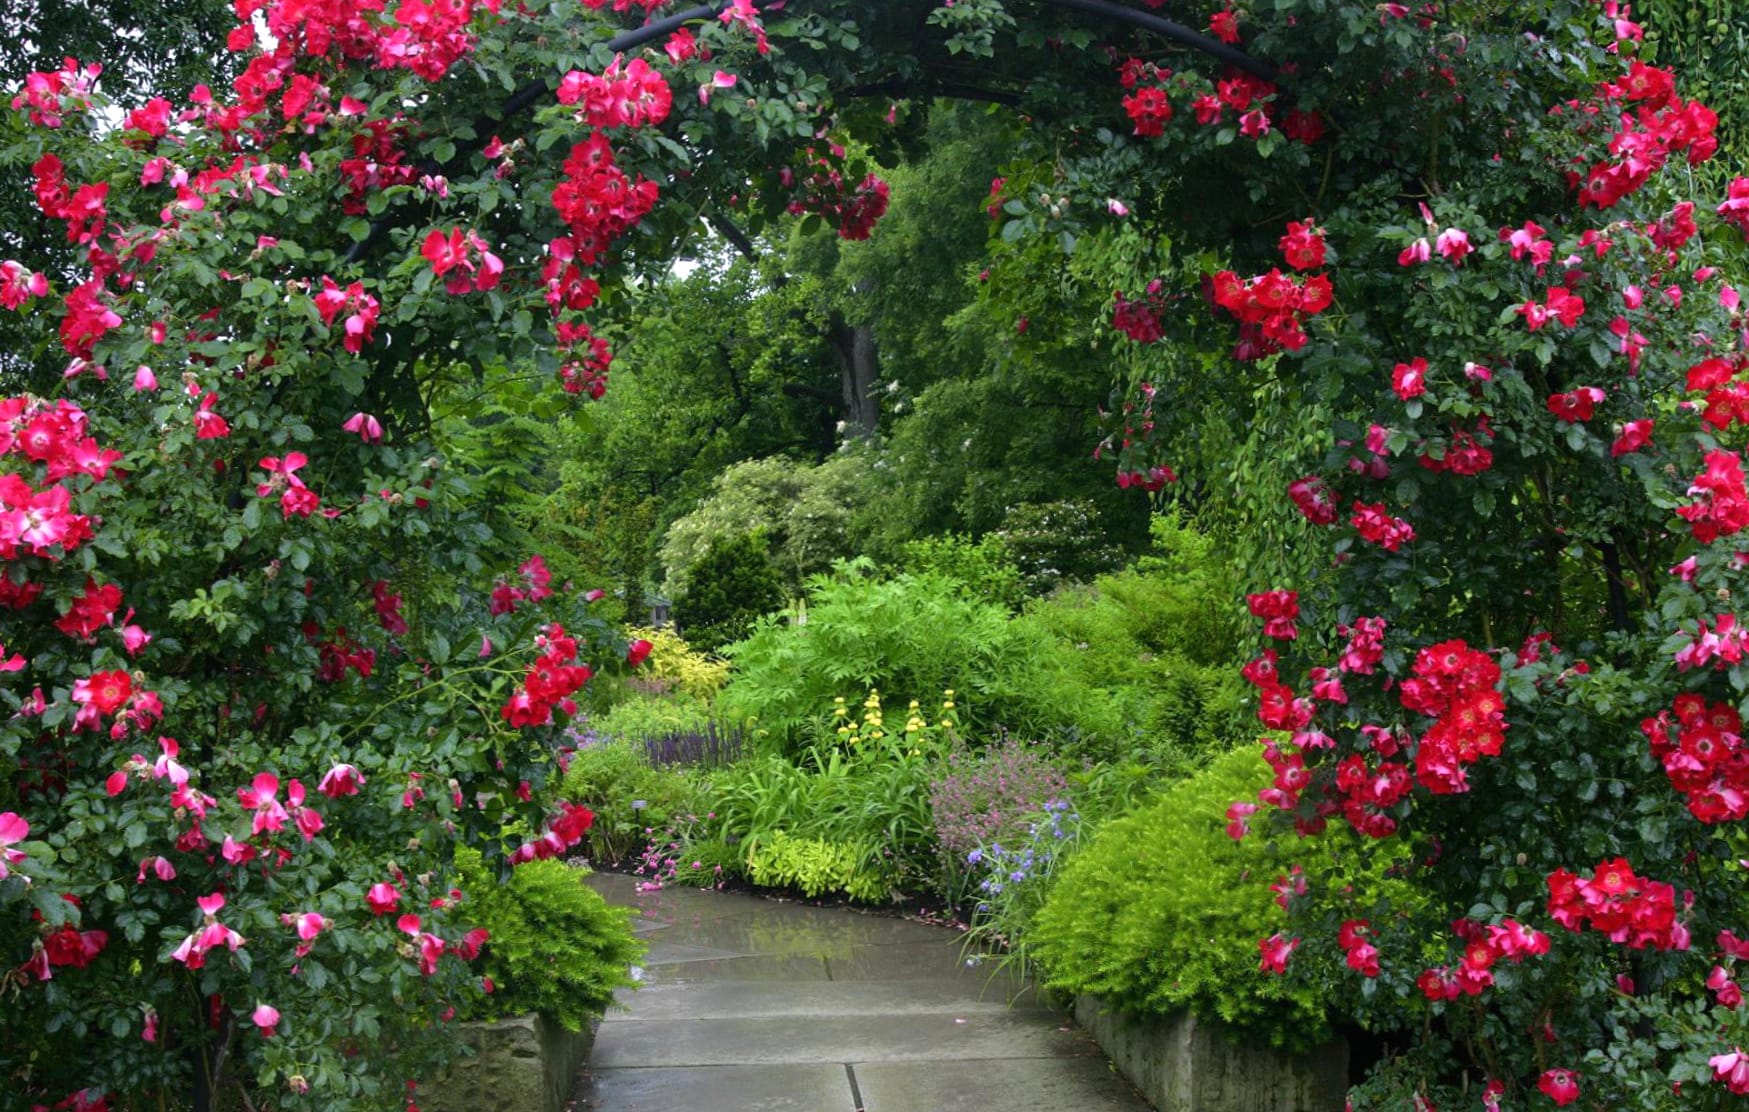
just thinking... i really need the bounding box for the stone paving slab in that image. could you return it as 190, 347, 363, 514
590, 1011, 1103, 1069
602, 980, 1051, 1022
575, 872, 1152, 1111
635, 952, 831, 985
573, 1064, 856, 1112
638, 939, 755, 965
854, 1055, 1151, 1111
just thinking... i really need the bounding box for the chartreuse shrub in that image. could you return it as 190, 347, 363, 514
1029, 746, 1418, 1050
620, 627, 729, 700
745, 832, 892, 902
455, 848, 643, 1031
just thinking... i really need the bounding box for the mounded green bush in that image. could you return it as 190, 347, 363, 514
456, 848, 645, 1031
558, 738, 701, 865
674, 531, 787, 653
719, 562, 1073, 752
745, 831, 894, 902
1029, 746, 1415, 1049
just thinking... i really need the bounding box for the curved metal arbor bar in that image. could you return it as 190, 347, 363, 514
341, 0, 1279, 265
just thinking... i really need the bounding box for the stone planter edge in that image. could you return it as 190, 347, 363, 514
1071, 994, 1348, 1112
419, 1010, 597, 1112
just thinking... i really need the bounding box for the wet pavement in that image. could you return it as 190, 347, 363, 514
571, 872, 1153, 1112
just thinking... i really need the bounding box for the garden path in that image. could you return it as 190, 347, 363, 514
569, 872, 1151, 1112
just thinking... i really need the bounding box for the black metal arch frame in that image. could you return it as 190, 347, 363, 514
342, 0, 1276, 264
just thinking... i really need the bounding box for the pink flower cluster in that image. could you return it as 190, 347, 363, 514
1678, 449, 1749, 544
1547, 857, 1690, 951
1416, 917, 1549, 1000
421, 228, 503, 294
1332, 752, 1410, 837
0, 260, 50, 309
557, 57, 672, 130
1208, 265, 1333, 360
312, 277, 381, 354
1399, 639, 1507, 795
500, 624, 592, 728
783, 149, 892, 241
551, 132, 660, 270
1642, 695, 1749, 823
508, 801, 595, 865
1339, 918, 1380, 976
230, 0, 493, 83
1245, 589, 1299, 640
1671, 615, 1749, 673
490, 554, 555, 615
9, 57, 102, 127
1350, 501, 1415, 552
1111, 281, 1166, 343
256, 452, 322, 519
170, 892, 246, 969
1287, 475, 1338, 524
1576, 60, 1718, 208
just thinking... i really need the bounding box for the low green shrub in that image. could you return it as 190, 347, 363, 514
1029, 745, 1418, 1050
745, 831, 894, 902
456, 848, 645, 1031
558, 738, 700, 865
719, 562, 1070, 753
590, 690, 716, 740
897, 533, 1028, 611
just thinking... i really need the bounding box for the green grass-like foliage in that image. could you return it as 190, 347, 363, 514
745, 831, 894, 902
703, 741, 938, 894
1030, 746, 1403, 1050
456, 848, 644, 1031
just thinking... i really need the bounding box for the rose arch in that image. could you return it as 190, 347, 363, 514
4, 0, 1749, 1107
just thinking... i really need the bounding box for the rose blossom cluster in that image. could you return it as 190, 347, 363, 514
500, 624, 593, 728
1547, 857, 1690, 951
1416, 917, 1550, 1001
1641, 695, 1749, 823
1398, 639, 1507, 795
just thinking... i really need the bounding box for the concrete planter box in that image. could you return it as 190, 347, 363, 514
421, 1013, 595, 1112
1073, 996, 1347, 1112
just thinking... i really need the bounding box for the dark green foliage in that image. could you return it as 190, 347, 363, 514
674, 532, 786, 653
1030, 747, 1415, 1050
456, 849, 643, 1031
1015, 516, 1250, 766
